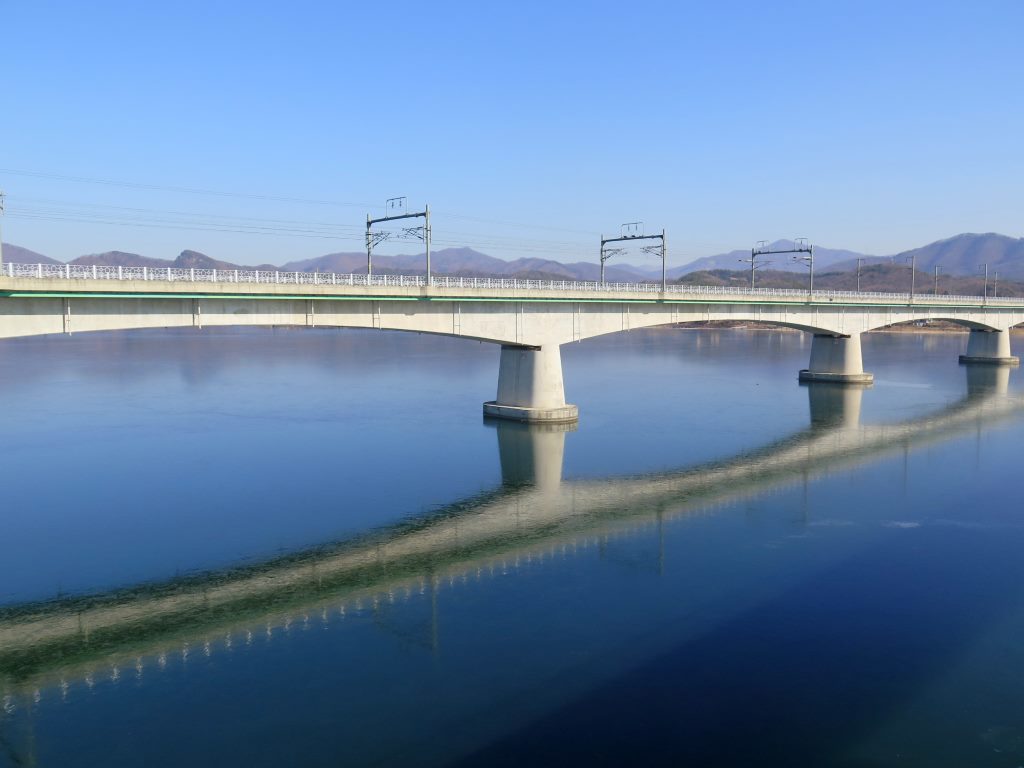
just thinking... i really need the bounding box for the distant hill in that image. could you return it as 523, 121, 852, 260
66, 249, 275, 271
5, 233, 1024, 282
2, 244, 60, 264
281, 247, 650, 282
892, 233, 1024, 279
675, 240, 873, 276
71, 251, 171, 268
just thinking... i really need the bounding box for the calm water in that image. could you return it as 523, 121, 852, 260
2, 327, 1024, 767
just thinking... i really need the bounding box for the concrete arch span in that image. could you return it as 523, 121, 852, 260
0, 294, 535, 348
2, 287, 1023, 423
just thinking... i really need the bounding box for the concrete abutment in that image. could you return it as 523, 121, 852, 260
959, 328, 1020, 366
483, 344, 579, 423
798, 333, 874, 384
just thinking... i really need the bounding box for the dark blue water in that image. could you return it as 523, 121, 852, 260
2, 327, 1023, 767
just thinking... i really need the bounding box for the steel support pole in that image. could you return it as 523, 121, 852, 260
661, 229, 667, 292
808, 246, 814, 301
425, 204, 431, 286
366, 214, 372, 278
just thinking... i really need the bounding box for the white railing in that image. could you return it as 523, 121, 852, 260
2, 262, 1022, 307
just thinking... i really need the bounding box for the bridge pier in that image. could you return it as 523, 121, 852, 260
799, 334, 874, 384
959, 328, 1020, 366
483, 344, 579, 423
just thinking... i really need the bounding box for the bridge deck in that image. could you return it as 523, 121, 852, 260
3, 263, 1024, 309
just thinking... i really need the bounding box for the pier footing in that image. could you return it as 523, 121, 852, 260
484, 344, 579, 423
799, 333, 874, 384
958, 329, 1019, 366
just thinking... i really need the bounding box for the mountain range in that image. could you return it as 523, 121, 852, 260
5, 233, 1024, 281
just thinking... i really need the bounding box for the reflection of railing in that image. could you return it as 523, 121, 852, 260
1, 378, 1021, 701
4, 262, 1024, 306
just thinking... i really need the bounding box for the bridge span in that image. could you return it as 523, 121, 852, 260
2, 264, 1023, 422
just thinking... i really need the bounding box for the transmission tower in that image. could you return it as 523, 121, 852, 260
739, 240, 772, 288
754, 238, 814, 299
600, 222, 667, 290
366, 197, 431, 283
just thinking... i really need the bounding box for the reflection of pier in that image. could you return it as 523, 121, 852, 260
0, 367, 1018, 705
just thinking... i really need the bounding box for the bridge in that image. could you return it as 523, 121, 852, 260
0, 365, 1019, 706
2, 263, 1023, 422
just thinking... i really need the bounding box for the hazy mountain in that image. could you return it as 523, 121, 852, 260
675, 240, 873, 276
71, 251, 170, 268
67, 249, 272, 271
281, 247, 651, 282
7, 233, 1024, 282
1, 244, 60, 264
172, 249, 278, 271
892, 233, 1024, 279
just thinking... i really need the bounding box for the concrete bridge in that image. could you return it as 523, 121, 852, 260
0, 366, 1019, 704
2, 263, 1023, 422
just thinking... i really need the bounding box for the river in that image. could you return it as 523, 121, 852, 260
1, 327, 1023, 767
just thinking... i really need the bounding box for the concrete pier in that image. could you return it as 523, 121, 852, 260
798, 334, 874, 384
959, 328, 1020, 366
483, 345, 579, 423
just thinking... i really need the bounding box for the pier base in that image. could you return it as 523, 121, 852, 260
483, 344, 579, 423
798, 334, 874, 384
959, 329, 1019, 366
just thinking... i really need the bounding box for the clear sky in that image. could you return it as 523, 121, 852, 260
2, 0, 1022, 267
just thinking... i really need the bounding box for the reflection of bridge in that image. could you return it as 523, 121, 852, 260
0, 366, 1019, 706
2, 265, 1023, 422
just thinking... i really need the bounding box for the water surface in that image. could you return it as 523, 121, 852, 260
1, 327, 1023, 767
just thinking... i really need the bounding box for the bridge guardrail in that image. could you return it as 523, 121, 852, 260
2, 262, 1021, 306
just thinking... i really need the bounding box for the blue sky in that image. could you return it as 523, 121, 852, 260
3, 0, 1022, 266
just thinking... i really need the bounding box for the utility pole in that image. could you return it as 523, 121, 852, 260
0, 190, 5, 268
994, 271, 999, 298
600, 223, 667, 291
980, 263, 989, 305
661, 229, 667, 291
789, 239, 814, 300
905, 254, 916, 304
740, 241, 771, 289
933, 265, 942, 295
599, 236, 624, 287
751, 239, 813, 299
856, 257, 865, 292
366, 197, 431, 284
